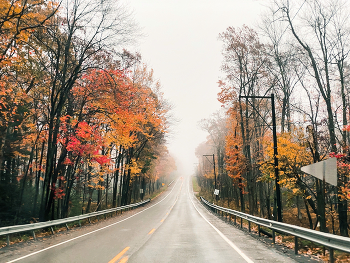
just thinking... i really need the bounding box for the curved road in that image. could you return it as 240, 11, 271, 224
2, 176, 300, 263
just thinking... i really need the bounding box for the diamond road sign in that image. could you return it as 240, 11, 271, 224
301, 158, 337, 186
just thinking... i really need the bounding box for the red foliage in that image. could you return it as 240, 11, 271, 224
343, 125, 350, 131
66, 136, 81, 153
93, 155, 111, 165
76, 121, 92, 139
63, 157, 74, 165
329, 152, 346, 159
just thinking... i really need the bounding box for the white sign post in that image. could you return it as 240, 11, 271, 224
301, 158, 337, 186
301, 158, 337, 232
214, 189, 219, 196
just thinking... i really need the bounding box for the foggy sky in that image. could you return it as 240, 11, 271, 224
123, 0, 266, 175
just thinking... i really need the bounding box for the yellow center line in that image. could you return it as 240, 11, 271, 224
108, 247, 130, 263
119, 256, 128, 263
160, 219, 164, 222
166, 212, 168, 215
148, 228, 156, 235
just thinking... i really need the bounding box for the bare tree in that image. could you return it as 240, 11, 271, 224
274, 0, 349, 234
260, 10, 300, 133
331, 5, 350, 237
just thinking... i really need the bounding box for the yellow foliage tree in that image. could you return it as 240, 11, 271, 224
260, 131, 313, 197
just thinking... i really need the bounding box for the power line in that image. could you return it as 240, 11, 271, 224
275, 0, 308, 45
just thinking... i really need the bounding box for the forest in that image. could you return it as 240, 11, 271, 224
196, 0, 350, 238
0, 0, 176, 226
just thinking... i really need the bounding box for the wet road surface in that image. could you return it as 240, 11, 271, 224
1, 176, 300, 263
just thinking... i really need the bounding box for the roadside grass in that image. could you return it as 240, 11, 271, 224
192, 176, 201, 197
145, 184, 168, 200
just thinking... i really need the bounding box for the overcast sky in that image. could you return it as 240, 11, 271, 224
122, 0, 267, 175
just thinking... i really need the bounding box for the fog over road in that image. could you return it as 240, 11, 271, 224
2, 177, 300, 263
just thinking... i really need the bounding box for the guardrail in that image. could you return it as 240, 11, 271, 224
0, 199, 150, 246
200, 197, 350, 263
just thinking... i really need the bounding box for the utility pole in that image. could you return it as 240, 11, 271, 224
203, 154, 218, 201
239, 94, 282, 222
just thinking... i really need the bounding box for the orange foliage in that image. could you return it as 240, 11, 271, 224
225, 108, 247, 190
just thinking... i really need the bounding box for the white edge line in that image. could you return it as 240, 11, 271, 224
7, 179, 180, 263
187, 178, 254, 263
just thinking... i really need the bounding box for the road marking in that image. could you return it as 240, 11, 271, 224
119, 256, 128, 263
160, 219, 164, 222
187, 179, 254, 263
108, 247, 129, 263
7, 179, 180, 263
148, 228, 156, 235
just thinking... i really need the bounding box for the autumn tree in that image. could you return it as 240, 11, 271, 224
0, 0, 176, 227
273, 0, 350, 235
223, 107, 248, 212
199, 111, 227, 199
27, 0, 136, 220
195, 0, 350, 239
0, 0, 58, 224
218, 26, 274, 216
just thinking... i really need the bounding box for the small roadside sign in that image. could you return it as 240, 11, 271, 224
301, 158, 337, 186
140, 189, 144, 194
214, 189, 219, 195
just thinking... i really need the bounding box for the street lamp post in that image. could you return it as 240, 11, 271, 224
239, 94, 282, 222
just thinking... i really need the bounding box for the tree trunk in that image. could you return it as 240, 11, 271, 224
316, 180, 327, 232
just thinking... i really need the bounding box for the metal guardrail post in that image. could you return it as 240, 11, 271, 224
258, 225, 261, 237
199, 196, 350, 259
248, 221, 251, 232
294, 236, 298, 254
0, 199, 149, 247
329, 248, 334, 263
32, 230, 36, 240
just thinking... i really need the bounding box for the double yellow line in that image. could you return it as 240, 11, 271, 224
108, 247, 129, 263
108, 222, 162, 262
108, 180, 182, 263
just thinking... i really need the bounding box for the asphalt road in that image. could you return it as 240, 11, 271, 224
1, 176, 304, 263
